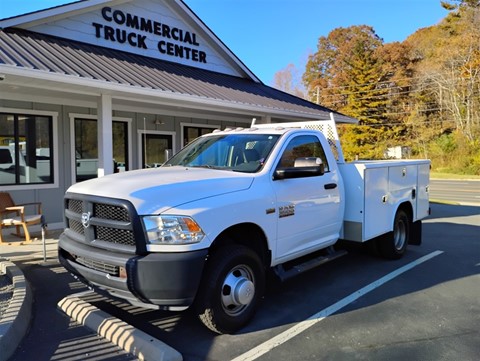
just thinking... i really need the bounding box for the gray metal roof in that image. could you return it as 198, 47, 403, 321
0, 28, 355, 122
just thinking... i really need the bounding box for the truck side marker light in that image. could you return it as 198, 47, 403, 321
119, 266, 127, 279
184, 218, 202, 232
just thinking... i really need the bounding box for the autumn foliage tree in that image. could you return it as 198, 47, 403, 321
303, 25, 410, 160
296, 0, 480, 173
406, 0, 480, 173
272, 63, 306, 98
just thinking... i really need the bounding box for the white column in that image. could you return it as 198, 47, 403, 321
97, 94, 113, 177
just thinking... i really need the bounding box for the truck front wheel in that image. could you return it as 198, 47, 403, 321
195, 244, 265, 334
378, 209, 410, 260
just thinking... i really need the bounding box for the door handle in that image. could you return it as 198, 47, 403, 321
324, 183, 337, 190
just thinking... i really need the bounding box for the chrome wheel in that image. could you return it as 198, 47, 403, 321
393, 216, 408, 251
196, 244, 265, 334
221, 264, 255, 316
378, 209, 410, 260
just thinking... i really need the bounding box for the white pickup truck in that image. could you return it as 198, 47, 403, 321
58, 119, 430, 334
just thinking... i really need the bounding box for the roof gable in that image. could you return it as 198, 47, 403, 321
0, 0, 258, 80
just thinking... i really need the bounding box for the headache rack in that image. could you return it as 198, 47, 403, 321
251, 115, 346, 163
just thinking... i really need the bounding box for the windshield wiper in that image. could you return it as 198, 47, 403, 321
187, 164, 209, 168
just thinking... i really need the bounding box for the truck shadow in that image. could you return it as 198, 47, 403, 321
427, 202, 480, 220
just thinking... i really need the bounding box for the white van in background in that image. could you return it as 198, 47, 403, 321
0, 146, 52, 184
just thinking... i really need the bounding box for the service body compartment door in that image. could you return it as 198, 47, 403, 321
339, 162, 392, 242
416, 163, 430, 220
388, 165, 417, 214
364, 167, 390, 240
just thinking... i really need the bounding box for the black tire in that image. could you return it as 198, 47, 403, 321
378, 209, 410, 260
195, 244, 265, 334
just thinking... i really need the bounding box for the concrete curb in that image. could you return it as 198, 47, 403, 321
0, 258, 32, 361
58, 292, 182, 361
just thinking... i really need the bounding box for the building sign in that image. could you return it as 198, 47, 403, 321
92, 7, 207, 63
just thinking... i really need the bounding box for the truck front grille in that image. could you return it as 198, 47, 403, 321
97, 226, 135, 246
95, 203, 130, 222
75, 255, 119, 276
64, 194, 143, 253
68, 199, 83, 214
69, 219, 85, 235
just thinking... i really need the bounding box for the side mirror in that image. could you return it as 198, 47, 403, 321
273, 157, 325, 180
293, 157, 323, 167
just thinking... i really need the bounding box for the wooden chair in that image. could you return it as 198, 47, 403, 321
0, 192, 44, 244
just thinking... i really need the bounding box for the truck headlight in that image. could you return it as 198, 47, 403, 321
143, 215, 205, 245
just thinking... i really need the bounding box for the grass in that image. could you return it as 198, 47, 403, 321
430, 172, 480, 180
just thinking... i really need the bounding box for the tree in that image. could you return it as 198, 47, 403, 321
298, 4, 479, 172
402, 1, 480, 173
411, 3, 480, 142
304, 25, 384, 112
441, 0, 480, 10
304, 25, 394, 160
272, 63, 305, 98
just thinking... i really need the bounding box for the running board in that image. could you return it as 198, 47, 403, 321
274, 247, 347, 282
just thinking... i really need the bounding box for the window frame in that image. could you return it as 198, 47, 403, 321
137, 129, 176, 168
0, 107, 59, 191
275, 134, 330, 173
69, 113, 132, 184
180, 122, 219, 148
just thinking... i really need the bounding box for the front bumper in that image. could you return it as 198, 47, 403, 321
58, 233, 208, 308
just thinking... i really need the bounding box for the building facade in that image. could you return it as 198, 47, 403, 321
0, 0, 354, 230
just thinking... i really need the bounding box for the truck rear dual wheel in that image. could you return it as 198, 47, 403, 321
195, 244, 265, 334
378, 209, 410, 260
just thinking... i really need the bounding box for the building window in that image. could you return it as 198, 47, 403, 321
183, 125, 217, 146
74, 118, 129, 182
141, 133, 173, 168
0, 113, 53, 185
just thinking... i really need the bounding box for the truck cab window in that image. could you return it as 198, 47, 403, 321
277, 135, 329, 172
165, 133, 280, 173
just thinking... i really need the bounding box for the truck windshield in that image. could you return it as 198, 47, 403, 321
164, 133, 280, 173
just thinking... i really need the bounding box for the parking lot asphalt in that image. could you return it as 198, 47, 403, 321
1, 201, 479, 361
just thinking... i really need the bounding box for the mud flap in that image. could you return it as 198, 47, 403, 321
409, 220, 422, 245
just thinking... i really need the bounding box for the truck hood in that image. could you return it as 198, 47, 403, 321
67, 167, 254, 214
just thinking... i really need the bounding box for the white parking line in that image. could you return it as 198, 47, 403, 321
232, 250, 444, 361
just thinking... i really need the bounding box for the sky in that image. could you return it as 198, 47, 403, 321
0, 0, 449, 85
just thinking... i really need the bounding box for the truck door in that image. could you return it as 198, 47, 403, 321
271, 134, 342, 262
